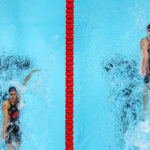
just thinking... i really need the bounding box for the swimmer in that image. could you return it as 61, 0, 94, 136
141, 24, 150, 118
2, 69, 41, 150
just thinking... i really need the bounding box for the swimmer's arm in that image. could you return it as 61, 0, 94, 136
2, 101, 9, 140
141, 39, 148, 75
23, 69, 41, 86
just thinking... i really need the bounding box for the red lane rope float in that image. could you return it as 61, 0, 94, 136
65, 0, 74, 149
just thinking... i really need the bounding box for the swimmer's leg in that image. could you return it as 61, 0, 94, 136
143, 83, 149, 118
14, 142, 21, 150
7, 143, 13, 150
15, 141, 21, 150
7, 142, 20, 150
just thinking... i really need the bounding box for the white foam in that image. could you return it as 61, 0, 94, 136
139, 120, 150, 133
125, 119, 150, 150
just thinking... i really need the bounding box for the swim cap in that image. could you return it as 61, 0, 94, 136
8, 87, 17, 92
147, 24, 150, 29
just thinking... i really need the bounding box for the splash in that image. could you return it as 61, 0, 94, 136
102, 54, 144, 149
125, 118, 150, 150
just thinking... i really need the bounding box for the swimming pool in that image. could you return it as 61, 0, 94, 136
74, 0, 150, 150
0, 0, 65, 149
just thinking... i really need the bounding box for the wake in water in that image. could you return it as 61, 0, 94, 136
102, 54, 145, 149
125, 117, 150, 150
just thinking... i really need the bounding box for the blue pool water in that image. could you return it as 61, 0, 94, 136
74, 1, 150, 150
0, 0, 65, 150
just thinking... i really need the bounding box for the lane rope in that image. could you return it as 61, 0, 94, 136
65, 0, 74, 149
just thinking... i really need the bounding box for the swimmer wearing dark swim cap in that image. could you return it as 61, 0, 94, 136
2, 69, 41, 150
8, 87, 17, 92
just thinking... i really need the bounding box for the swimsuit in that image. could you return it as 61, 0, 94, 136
5, 99, 21, 144
144, 38, 150, 83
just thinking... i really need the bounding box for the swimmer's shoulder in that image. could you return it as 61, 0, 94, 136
2, 99, 10, 108
141, 37, 148, 44
141, 37, 148, 50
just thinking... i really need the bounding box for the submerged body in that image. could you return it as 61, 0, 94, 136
142, 37, 150, 83
5, 98, 21, 145
141, 25, 150, 118
2, 94, 21, 149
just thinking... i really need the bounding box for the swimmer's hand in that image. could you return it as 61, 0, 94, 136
2, 133, 5, 140
142, 68, 146, 77
142, 67, 147, 77
31, 70, 41, 73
